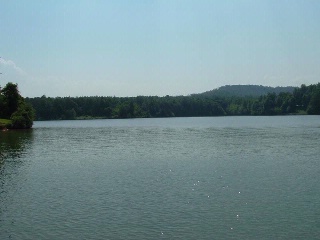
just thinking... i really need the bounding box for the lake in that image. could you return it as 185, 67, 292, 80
1, 116, 320, 239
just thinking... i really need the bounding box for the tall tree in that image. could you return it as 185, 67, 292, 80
1, 82, 21, 118
0, 82, 35, 129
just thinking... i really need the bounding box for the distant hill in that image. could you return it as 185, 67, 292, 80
196, 85, 297, 98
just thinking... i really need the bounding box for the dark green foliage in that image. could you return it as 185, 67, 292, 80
0, 94, 5, 117
0, 82, 35, 129
307, 84, 320, 114
26, 95, 227, 120
1, 82, 21, 118
24, 83, 320, 120
10, 102, 35, 129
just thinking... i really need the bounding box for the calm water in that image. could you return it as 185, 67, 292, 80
1, 116, 320, 239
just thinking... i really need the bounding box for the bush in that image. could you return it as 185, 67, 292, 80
10, 103, 35, 129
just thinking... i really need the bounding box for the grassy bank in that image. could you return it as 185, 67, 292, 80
0, 119, 12, 129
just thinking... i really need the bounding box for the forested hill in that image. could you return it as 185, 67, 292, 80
197, 85, 296, 97
25, 83, 320, 120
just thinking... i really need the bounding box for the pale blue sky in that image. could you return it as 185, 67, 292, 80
1, 0, 320, 97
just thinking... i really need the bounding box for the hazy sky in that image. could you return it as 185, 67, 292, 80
1, 0, 320, 97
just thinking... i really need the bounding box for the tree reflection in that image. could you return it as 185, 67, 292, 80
0, 129, 34, 163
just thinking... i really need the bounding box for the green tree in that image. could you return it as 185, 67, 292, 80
1, 82, 21, 118
0, 93, 5, 117
0, 82, 35, 128
10, 102, 35, 128
307, 85, 320, 114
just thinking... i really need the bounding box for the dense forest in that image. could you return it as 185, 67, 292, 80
25, 83, 320, 121
0, 82, 35, 129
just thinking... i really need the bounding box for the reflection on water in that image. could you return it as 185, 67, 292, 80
0, 130, 34, 239
0, 129, 34, 161
0, 129, 34, 197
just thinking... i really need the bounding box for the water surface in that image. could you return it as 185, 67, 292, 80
1, 116, 320, 239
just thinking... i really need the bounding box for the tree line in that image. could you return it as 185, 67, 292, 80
25, 83, 320, 121
199, 85, 296, 97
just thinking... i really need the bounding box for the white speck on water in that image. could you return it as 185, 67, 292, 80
239, 192, 241, 194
